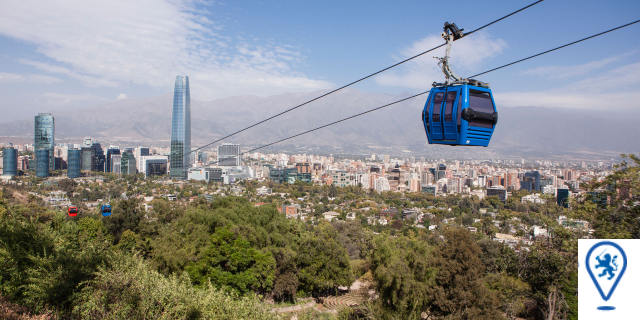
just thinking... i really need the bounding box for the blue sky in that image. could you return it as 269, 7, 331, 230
0, 0, 639, 122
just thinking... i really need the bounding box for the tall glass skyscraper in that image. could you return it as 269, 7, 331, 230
34, 113, 54, 170
170, 75, 191, 179
67, 149, 82, 178
2, 147, 18, 176
121, 151, 136, 175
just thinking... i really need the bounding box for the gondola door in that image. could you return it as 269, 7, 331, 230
442, 89, 459, 141
429, 92, 444, 140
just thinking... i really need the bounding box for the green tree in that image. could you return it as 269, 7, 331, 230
427, 228, 503, 320
103, 198, 144, 244
296, 222, 354, 295
369, 234, 433, 320
187, 226, 276, 295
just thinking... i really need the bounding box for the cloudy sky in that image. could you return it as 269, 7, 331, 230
0, 0, 639, 122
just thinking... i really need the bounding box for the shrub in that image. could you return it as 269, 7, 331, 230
73, 254, 278, 320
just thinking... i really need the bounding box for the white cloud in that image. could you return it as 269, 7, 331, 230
375, 32, 506, 89
0, 72, 62, 83
497, 61, 640, 110
117, 93, 127, 100
0, 0, 333, 100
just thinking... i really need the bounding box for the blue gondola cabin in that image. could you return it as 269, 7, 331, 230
422, 83, 498, 147
101, 204, 111, 216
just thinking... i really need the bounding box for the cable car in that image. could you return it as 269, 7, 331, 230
101, 204, 111, 216
68, 206, 78, 217
423, 22, 498, 147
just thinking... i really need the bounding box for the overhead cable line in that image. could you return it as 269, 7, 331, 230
187, 0, 546, 156
464, 0, 544, 37
241, 91, 430, 155
228, 19, 640, 156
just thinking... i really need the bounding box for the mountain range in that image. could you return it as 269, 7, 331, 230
1, 89, 638, 159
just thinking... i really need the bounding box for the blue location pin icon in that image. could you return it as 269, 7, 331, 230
585, 241, 627, 311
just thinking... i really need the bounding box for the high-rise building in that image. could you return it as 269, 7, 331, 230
91, 142, 105, 172
111, 154, 122, 174
2, 147, 18, 176
170, 75, 191, 179
67, 149, 82, 178
557, 187, 570, 208
140, 155, 168, 177
36, 149, 50, 178
34, 113, 54, 170
105, 148, 121, 173
487, 186, 507, 203
81, 147, 92, 171
135, 147, 150, 171
523, 171, 541, 191
121, 151, 136, 175
218, 143, 240, 166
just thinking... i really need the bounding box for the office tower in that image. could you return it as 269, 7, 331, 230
34, 113, 54, 170
91, 142, 105, 172
135, 147, 150, 171
105, 148, 121, 173
36, 149, 50, 178
487, 186, 507, 203
67, 149, 82, 178
2, 147, 18, 176
81, 147, 92, 171
523, 171, 541, 192
383, 155, 390, 163
170, 75, 191, 179
557, 187, 570, 208
121, 151, 136, 175
140, 155, 168, 177
218, 143, 240, 166
111, 154, 122, 174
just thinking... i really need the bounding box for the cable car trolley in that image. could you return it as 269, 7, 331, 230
68, 206, 78, 217
423, 22, 498, 147
101, 204, 111, 217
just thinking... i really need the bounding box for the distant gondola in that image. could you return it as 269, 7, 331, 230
68, 206, 78, 217
423, 22, 498, 147
101, 204, 111, 216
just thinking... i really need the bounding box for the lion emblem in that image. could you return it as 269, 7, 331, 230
595, 252, 618, 280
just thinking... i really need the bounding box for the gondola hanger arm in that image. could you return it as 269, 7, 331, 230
433, 22, 489, 88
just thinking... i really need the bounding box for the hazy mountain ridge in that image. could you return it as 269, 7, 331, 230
1, 89, 639, 157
